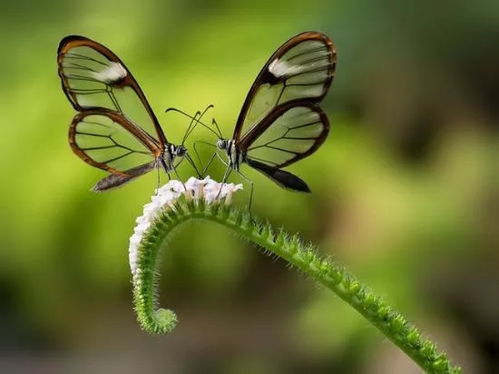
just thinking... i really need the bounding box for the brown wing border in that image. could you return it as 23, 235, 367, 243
240, 100, 330, 168
233, 31, 336, 141
57, 35, 167, 146
68, 109, 161, 176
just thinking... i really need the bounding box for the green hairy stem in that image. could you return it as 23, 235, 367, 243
132, 198, 460, 374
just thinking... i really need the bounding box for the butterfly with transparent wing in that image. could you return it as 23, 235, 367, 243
175, 31, 336, 207
57, 35, 202, 191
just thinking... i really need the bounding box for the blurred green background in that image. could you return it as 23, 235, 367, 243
0, 0, 498, 373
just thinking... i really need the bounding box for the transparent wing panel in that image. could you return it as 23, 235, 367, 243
246, 105, 328, 168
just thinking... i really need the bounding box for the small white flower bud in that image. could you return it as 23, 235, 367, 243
129, 177, 243, 277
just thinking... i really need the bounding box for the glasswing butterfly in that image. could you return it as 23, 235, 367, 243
57, 35, 200, 191
190, 31, 336, 204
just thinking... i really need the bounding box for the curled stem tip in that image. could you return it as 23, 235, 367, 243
129, 178, 460, 373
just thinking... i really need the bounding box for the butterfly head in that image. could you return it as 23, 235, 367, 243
161, 145, 187, 172
216, 139, 229, 150
174, 144, 187, 157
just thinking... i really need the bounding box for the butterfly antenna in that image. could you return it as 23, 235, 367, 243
184, 152, 202, 178
181, 110, 201, 145
197, 104, 214, 125
182, 104, 214, 144
165, 107, 220, 138
211, 116, 223, 138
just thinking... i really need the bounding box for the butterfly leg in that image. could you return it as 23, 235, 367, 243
210, 154, 254, 216
216, 166, 233, 200
201, 152, 217, 177
213, 152, 233, 200
215, 151, 231, 171
233, 169, 254, 216
155, 162, 161, 194
184, 153, 202, 178
214, 154, 254, 216
172, 157, 189, 192
193, 140, 218, 176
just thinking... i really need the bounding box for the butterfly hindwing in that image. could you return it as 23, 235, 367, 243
241, 101, 329, 169
69, 110, 159, 176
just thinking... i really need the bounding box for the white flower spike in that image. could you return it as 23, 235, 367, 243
129, 177, 243, 276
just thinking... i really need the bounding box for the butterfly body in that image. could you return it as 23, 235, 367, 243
159, 144, 186, 173
58, 35, 198, 191
207, 32, 336, 199
217, 139, 245, 171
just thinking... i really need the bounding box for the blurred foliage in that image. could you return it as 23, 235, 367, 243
0, 0, 497, 373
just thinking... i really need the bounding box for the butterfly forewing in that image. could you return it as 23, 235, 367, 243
58, 35, 166, 146
243, 102, 329, 168
234, 32, 336, 141
69, 110, 158, 176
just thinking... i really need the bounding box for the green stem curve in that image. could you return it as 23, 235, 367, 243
132, 198, 461, 374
